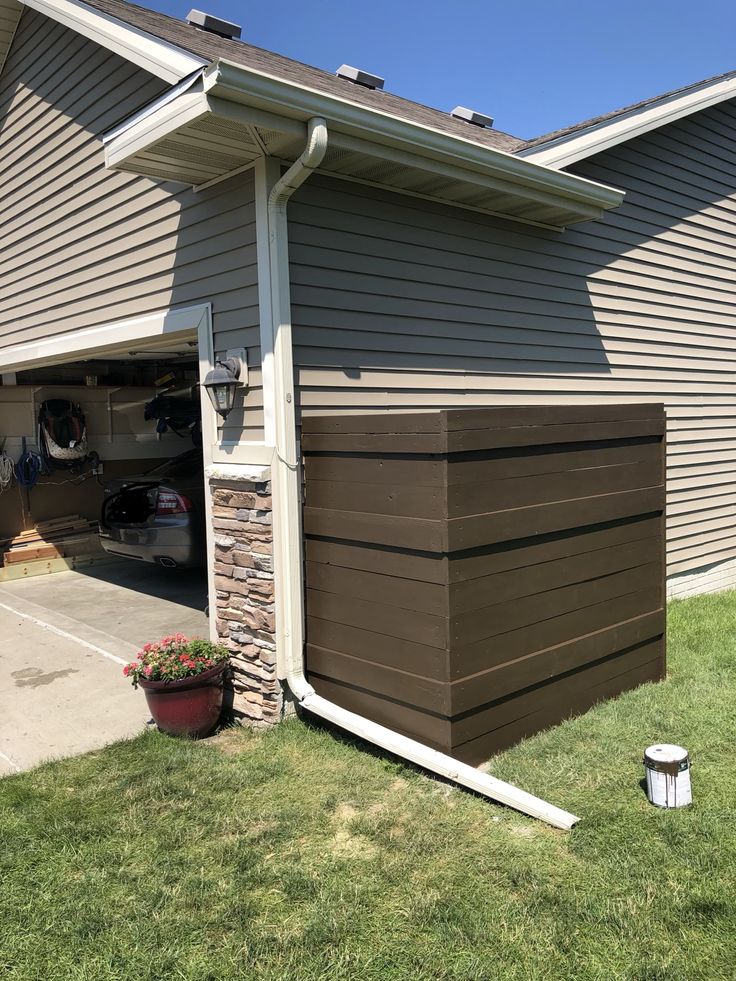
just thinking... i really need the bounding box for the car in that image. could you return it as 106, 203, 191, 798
99, 448, 206, 568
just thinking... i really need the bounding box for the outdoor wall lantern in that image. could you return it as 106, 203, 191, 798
203, 356, 244, 422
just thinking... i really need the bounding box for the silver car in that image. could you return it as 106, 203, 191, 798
99, 449, 206, 568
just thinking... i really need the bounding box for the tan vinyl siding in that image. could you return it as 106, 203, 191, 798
0, 0, 20, 75
0, 9, 262, 441
289, 102, 736, 580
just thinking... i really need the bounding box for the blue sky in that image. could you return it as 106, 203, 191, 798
148, 0, 736, 139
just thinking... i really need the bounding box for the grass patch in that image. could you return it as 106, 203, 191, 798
3, 593, 736, 979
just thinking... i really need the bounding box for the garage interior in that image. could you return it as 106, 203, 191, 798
0, 335, 209, 658
0, 333, 213, 772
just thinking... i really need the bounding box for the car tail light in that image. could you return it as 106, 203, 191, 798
155, 489, 193, 515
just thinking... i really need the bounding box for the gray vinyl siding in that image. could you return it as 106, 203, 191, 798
0, 9, 262, 441
289, 102, 736, 580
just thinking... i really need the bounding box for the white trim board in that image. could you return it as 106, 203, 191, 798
519, 72, 736, 169
0, 304, 210, 372
22, 0, 207, 83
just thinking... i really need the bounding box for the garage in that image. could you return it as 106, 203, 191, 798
0, 314, 216, 771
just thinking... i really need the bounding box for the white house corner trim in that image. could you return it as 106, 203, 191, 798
254, 155, 280, 448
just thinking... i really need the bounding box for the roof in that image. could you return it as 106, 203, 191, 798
17, 0, 736, 174
517, 67, 736, 167
81, 0, 525, 154
522, 68, 736, 151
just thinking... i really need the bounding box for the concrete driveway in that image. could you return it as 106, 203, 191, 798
0, 560, 209, 775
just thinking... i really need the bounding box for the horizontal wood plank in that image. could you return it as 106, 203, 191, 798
303, 404, 666, 759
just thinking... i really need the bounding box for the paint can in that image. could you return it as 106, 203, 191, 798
643, 744, 692, 808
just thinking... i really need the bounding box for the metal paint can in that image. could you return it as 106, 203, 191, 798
643, 744, 692, 808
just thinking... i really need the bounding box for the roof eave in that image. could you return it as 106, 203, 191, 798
519, 73, 736, 169
105, 58, 624, 228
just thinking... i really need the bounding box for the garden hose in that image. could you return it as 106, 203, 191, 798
15, 449, 43, 489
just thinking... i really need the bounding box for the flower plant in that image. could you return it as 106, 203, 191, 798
123, 634, 229, 687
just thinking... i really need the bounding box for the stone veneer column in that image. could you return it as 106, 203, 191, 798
210, 468, 283, 726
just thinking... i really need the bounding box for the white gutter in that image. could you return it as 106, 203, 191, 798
267, 117, 580, 832
213, 60, 623, 216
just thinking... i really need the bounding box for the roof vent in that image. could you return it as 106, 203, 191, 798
336, 64, 385, 90
451, 106, 494, 129
186, 9, 242, 40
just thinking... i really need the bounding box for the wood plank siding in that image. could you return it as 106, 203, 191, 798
289, 103, 736, 584
303, 405, 666, 762
0, 9, 263, 442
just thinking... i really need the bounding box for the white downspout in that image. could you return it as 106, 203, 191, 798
266, 118, 580, 831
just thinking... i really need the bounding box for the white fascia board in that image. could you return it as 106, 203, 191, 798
205, 60, 624, 215
519, 74, 736, 169
0, 304, 210, 372
22, 0, 207, 83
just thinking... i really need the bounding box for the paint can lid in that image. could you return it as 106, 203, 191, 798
644, 744, 689, 769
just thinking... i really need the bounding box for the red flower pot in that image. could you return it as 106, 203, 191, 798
139, 662, 227, 738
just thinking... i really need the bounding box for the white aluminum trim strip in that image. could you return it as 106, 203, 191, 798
22, 0, 207, 83
211, 442, 276, 465
102, 68, 205, 143
205, 461, 272, 481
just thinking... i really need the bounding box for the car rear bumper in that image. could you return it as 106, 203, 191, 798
99, 525, 204, 568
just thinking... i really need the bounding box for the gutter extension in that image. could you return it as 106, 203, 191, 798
266, 118, 580, 832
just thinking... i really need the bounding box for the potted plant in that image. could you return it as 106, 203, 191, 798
124, 634, 230, 738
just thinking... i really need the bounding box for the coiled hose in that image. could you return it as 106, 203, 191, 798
15, 449, 43, 489
0, 449, 14, 493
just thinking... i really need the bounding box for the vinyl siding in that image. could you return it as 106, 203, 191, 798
0, 0, 20, 75
0, 9, 262, 441
289, 102, 736, 581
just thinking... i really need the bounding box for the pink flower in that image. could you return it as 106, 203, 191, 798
123, 665, 130, 677
144, 665, 154, 678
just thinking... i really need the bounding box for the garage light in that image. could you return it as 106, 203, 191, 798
203, 356, 243, 421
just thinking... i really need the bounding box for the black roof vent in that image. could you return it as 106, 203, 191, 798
336, 64, 385, 90
186, 9, 242, 40
451, 106, 494, 128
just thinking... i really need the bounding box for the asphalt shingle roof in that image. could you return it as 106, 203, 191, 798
75, 0, 736, 161
82, 0, 525, 153
521, 68, 736, 152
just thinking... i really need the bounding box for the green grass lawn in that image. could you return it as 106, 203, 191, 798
3, 593, 736, 980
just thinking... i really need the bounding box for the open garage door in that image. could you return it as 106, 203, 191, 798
0, 307, 217, 771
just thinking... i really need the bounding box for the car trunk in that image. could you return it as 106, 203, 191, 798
101, 481, 160, 527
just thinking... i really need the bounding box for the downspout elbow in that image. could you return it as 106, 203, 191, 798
268, 117, 328, 213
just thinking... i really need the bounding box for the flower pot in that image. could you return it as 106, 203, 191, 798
139, 662, 227, 738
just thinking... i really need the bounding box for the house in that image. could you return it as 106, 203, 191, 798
0, 0, 734, 752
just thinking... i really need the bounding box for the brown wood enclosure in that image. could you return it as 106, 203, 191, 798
302, 404, 666, 764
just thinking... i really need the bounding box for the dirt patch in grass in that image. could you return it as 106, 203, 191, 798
207, 727, 264, 756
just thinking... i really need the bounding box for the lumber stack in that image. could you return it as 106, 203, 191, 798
0, 514, 102, 567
